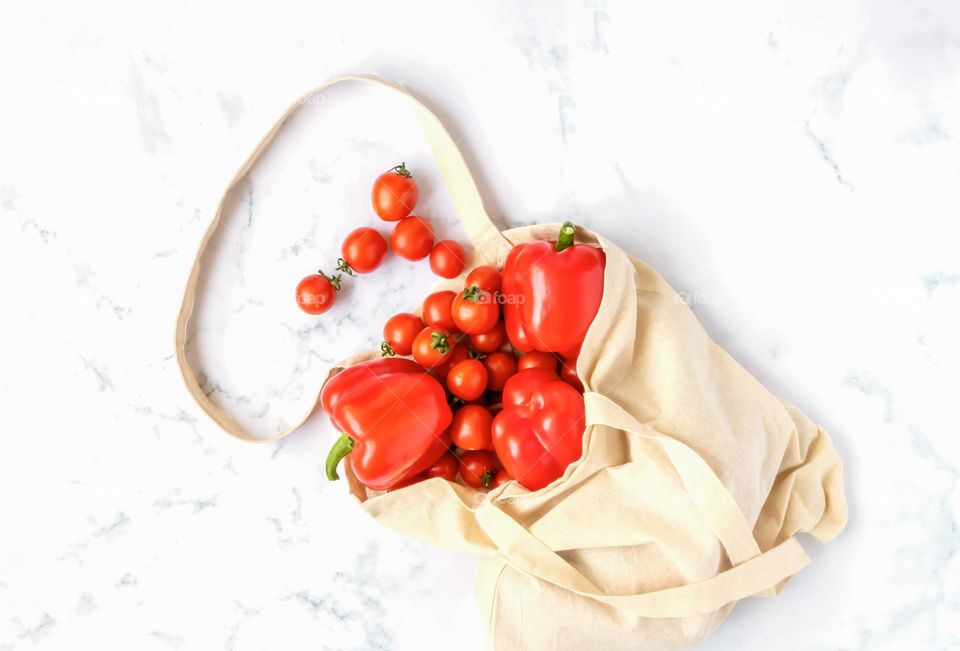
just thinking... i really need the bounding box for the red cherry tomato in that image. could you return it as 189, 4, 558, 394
430, 240, 467, 279
412, 327, 454, 368
295, 273, 339, 315
452, 287, 499, 334
433, 343, 470, 380
425, 453, 458, 481
560, 357, 584, 393
422, 291, 458, 331
447, 359, 488, 401
518, 351, 558, 373
469, 322, 507, 353
483, 352, 518, 391
465, 266, 502, 294
372, 163, 419, 222
391, 215, 434, 261
382, 313, 424, 356
340, 227, 387, 274
450, 405, 494, 450
458, 450, 502, 489
491, 469, 512, 488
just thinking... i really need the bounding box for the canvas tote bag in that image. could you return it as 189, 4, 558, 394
176, 75, 848, 650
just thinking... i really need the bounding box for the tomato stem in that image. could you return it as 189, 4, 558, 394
430, 331, 451, 354
319, 270, 342, 291
389, 162, 412, 178
555, 222, 577, 252
325, 434, 355, 481
468, 348, 485, 360
463, 286, 482, 302
480, 469, 494, 488
335, 258, 355, 276
380, 342, 396, 357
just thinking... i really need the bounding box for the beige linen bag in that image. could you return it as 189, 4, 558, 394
177, 75, 847, 650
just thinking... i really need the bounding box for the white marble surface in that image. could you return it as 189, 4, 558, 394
1, 1, 959, 649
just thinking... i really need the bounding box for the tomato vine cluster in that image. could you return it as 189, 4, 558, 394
294, 163, 467, 315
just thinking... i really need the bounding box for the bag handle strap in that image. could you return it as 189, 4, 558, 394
583, 392, 761, 565
175, 75, 512, 442
473, 392, 809, 618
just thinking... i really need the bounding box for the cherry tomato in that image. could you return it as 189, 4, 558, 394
450, 405, 493, 450
465, 266, 502, 294
429, 240, 467, 279
422, 291, 458, 331
295, 272, 339, 315
340, 227, 387, 274
458, 450, 502, 489
452, 287, 499, 334
372, 163, 419, 222
469, 321, 507, 353
560, 357, 584, 392
412, 327, 454, 368
382, 313, 424, 356
434, 343, 470, 380
491, 469, 512, 488
425, 453, 458, 481
391, 215, 434, 261
483, 351, 518, 391
518, 351, 558, 373
447, 359, 488, 401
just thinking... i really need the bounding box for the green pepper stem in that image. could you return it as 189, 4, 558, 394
555, 222, 577, 252
325, 434, 355, 481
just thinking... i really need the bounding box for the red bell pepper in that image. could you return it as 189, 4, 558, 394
491, 368, 586, 491
502, 222, 605, 359
321, 358, 453, 491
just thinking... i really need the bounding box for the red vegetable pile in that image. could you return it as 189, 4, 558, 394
298, 165, 605, 492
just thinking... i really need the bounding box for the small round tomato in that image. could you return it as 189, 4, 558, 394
482, 351, 518, 392
560, 357, 584, 393
412, 327, 454, 368
434, 343, 470, 380
458, 450, 502, 489
295, 272, 339, 315
422, 291, 458, 331
465, 265, 502, 294
382, 313, 424, 356
340, 227, 387, 274
390, 215, 434, 261
429, 240, 467, 279
518, 351, 558, 373
450, 404, 493, 450
447, 359, 488, 401
425, 453, 458, 481
469, 321, 507, 353
491, 469, 512, 488
372, 163, 419, 222
452, 287, 499, 334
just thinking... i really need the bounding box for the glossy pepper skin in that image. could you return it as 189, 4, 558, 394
492, 368, 586, 491
502, 222, 605, 359
321, 358, 452, 491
